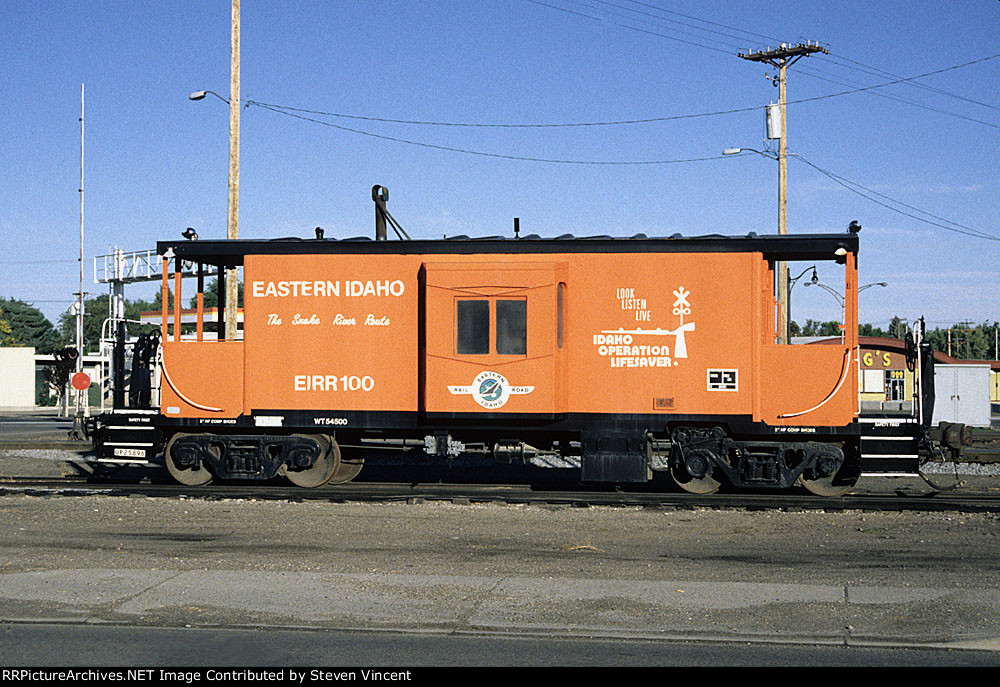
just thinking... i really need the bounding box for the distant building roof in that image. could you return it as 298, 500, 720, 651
804, 335, 1000, 370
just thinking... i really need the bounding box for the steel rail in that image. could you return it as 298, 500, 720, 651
2, 478, 999, 514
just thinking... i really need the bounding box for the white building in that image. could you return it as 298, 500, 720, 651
0, 347, 37, 410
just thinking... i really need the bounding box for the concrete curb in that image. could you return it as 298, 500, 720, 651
1, 616, 998, 654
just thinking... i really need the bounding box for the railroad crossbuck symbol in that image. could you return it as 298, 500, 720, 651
600, 285, 696, 358
448, 371, 535, 409
673, 287, 691, 321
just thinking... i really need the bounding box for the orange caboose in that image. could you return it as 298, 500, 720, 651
96, 230, 863, 495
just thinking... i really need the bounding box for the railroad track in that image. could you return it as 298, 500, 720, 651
2, 475, 1000, 514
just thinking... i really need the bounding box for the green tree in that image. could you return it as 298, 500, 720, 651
145, 287, 197, 335
189, 277, 243, 309
859, 323, 890, 337
924, 321, 999, 360
57, 295, 158, 354
796, 317, 1000, 359
0, 305, 17, 346
0, 298, 60, 352
792, 319, 843, 337
148, 286, 175, 311
887, 316, 908, 339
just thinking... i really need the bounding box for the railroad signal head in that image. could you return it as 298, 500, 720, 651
53, 347, 79, 373
54, 347, 78, 362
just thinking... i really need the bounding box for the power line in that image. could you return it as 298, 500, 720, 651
543, 0, 774, 53
525, 0, 734, 54
765, 54, 1000, 129
246, 98, 759, 128
786, 154, 1000, 242
251, 99, 999, 243
820, 53, 1000, 112
796, 66, 1000, 131
531, 0, 1000, 124
0, 299, 76, 303
598, 0, 1000, 114
250, 101, 728, 165
248, 52, 1000, 132
581, 0, 753, 47
620, 0, 782, 45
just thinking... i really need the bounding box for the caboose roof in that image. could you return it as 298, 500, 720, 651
158, 232, 858, 268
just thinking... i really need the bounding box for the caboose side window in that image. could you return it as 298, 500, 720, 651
496, 299, 527, 355
456, 300, 490, 354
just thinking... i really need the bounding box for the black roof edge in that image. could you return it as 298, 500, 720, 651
157, 232, 859, 266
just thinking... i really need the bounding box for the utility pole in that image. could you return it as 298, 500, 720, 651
961, 321, 973, 359
226, 0, 240, 341
948, 324, 972, 359
739, 42, 828, 344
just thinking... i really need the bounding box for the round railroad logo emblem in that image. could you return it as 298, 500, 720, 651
473, 371, 509, 409
447, 371, 535, 409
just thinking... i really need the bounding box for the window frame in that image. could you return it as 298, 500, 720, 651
455, 298, 491, 355
453, 296, 528, 357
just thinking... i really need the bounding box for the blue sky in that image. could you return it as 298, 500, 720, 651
1, 1, 998, 331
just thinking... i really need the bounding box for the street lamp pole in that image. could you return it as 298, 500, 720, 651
786, 265, 817, 340
738, 43, 827, 343
191, 8, 240, 340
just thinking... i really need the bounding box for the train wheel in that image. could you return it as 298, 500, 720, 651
799, 473, 857, 497
328, 453, 364, 484
283, 434, 340, 488
799, 451, 860, 497
164, 433, 213, 486
670, 448, 721, 494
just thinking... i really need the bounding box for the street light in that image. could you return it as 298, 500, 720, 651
800, 280, 887, 341
805, 280, 887, 307
188, 90, 228, 103
804, 280, 846, 307
787, 265, 817, 339
723, 147, 777, 160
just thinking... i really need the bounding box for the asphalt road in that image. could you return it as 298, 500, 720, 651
0, 413, 76, 443
2, 623, 997, 667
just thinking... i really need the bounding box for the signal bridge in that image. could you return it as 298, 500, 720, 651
94, 247, 217, 285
